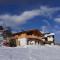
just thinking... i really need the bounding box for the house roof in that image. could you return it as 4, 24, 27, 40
12, 29, 43, 37
44, 33, 55, 37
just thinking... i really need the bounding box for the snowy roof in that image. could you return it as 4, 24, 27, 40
44, 33, 55, 37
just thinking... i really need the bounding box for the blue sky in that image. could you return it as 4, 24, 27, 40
0, 0, 60, 42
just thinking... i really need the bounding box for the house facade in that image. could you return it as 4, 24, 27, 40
44, 33, 55, 44
12, 29, 45, 47
0, 26, 55, 47
12, 29, 55, 47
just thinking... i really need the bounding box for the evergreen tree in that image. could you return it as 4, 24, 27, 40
9, 39, 16, 47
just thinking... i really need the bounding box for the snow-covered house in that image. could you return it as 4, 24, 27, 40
12, 30, 55, 47
44, 33, 55, 45
12, 29, 44, 47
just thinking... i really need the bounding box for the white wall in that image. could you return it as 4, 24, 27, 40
18, 38, 27, 46
47, 36, 54, 41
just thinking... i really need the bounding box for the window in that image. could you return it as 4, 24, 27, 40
47, 36, 53, 41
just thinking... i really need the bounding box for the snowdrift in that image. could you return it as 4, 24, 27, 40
0, 45, 60, 60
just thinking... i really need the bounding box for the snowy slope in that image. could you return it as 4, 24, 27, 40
0, 45, 60, 60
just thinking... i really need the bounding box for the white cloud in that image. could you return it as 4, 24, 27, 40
39, 6, 60, 18
0, 10, 40, 24
55, 31, 60, 34
0, 6, 60, 24
41, 26, 48, 33
0, 6, 60, 32
54, 18, 60, 23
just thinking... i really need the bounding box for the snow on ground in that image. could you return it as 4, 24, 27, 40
0, 45, 60, 60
